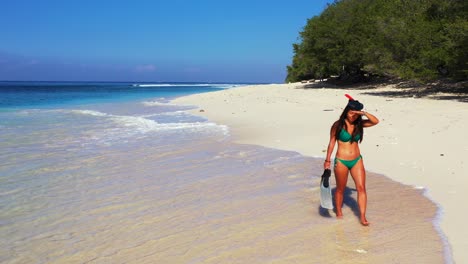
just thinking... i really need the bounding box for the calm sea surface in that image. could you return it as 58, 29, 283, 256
0, 82, 448, 263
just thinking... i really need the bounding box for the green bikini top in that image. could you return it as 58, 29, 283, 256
338, 128, 361, 142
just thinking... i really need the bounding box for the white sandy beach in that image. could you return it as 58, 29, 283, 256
174, 82, 468, 263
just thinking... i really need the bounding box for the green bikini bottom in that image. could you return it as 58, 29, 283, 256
335, 155, 362, 170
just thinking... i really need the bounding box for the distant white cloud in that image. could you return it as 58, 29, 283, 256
134, 64, 157, 73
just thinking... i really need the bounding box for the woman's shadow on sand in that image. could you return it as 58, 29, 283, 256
318, 187, 360, 219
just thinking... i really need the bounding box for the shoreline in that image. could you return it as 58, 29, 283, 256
174, 82, 467, 263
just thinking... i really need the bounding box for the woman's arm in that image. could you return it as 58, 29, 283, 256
324, 122, 338, 169
357, 111, 379, 127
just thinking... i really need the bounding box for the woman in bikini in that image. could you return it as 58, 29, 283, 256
324, 94, 379, 226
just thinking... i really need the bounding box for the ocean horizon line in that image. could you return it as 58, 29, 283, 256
0, 80, 272, 85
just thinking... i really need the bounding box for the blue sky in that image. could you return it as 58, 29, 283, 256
0, 0, 332, 83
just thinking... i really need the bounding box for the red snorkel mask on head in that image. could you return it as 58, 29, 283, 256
345, 94, 364, 110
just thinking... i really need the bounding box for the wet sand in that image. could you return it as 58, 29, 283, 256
0, 131, 445, 263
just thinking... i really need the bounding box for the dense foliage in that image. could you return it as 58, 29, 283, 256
286, 0, 467, 83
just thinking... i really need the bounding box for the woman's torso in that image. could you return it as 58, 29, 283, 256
335, 127, 361, 160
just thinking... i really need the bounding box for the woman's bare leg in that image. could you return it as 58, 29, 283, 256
350, 158, 369, 226
334, 161, 349, 218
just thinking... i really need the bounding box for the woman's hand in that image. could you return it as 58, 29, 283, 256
324, 160, 331, 169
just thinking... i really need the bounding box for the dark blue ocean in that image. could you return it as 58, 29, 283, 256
0, 81, 240, 109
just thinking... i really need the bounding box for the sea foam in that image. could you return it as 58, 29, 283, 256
70, 109, 228, 137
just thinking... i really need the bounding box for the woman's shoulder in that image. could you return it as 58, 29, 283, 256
331, 120, 341, 132
332, 120, 340, 128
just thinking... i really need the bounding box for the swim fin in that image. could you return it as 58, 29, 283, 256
320, 169, 333, 209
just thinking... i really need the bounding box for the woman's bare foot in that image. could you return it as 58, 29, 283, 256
336, 211, 343, 219
360, 216, 370, 226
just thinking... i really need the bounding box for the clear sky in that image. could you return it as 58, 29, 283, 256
0, 0, 332, 83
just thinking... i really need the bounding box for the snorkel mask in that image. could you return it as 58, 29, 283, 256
345, 94, 364, 110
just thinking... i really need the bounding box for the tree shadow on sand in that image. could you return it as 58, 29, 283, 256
297, 78, 468, 103
362, 85, 468, 102
318, 187, 360, 220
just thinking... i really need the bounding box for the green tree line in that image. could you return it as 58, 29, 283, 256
286, 0, 467, 83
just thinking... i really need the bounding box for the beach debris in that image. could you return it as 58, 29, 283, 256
355, 249, 367, 254
323, 109, 334, 111
199, 109, 205, 112
440, 153, 444, 156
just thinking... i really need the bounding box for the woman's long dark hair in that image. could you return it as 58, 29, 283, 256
335, 106, 364, 143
